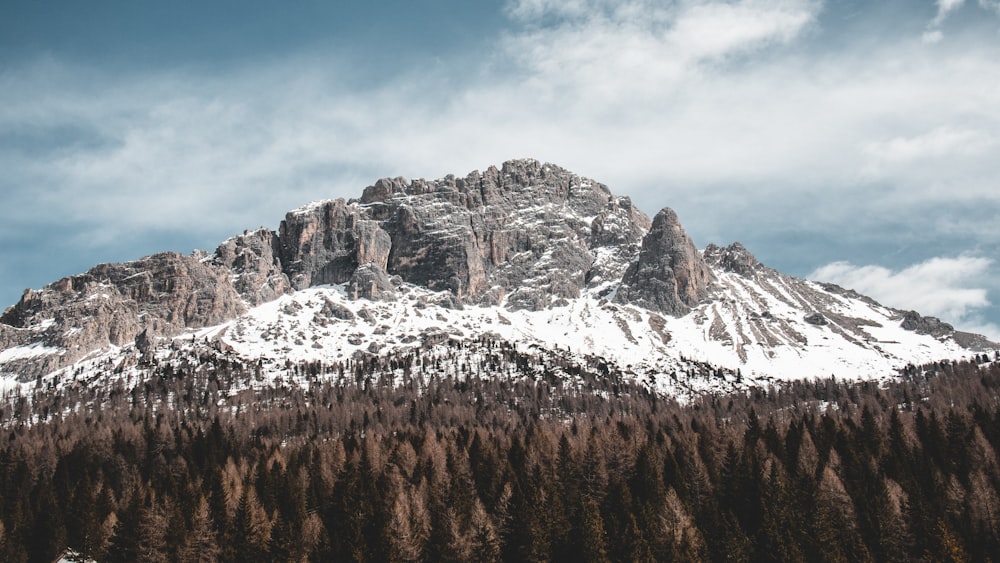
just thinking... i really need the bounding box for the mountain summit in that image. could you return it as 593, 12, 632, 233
1, 159, 995, 395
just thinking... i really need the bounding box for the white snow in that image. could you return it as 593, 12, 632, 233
0, 259, 988, 404
0, 342, 61, 363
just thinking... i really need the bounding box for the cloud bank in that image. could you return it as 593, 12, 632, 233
3, 1, 999, 232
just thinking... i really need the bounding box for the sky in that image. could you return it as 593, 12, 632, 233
2, 0, 999, 339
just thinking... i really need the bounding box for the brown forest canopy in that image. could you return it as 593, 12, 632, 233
0, 347, 999, 562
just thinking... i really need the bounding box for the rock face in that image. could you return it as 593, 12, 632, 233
0, 253, 246, 379
703, 242, 760, 278
348, 264, 396, 301
1, 252, 244, 335
279, 159, 649, 309
212, 228, 290, 305
901, 311, 954, 337
278, 200, 392, 290
615, 208, 713, 315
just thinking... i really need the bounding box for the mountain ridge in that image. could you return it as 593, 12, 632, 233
1, 158, 995, 390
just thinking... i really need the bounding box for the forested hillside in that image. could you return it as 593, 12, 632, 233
1, 346, 999, 562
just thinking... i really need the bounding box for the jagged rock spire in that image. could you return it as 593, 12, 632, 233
615, 208, 713, 316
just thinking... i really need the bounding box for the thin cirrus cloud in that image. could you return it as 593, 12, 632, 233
501, 0, 821, 104
810, 257, 1000, 340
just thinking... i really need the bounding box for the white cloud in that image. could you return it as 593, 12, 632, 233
922, 29, 944, 43
933, 0, 966, 26
502, 0, 820, 95
493, 0, 1000, 209
810, 257, 999, 339
505, 0, 599, 20
859, 124, 1000, 204
926, 0, 1000, 40
667, 0, 818, 60
863, 126, 994, 166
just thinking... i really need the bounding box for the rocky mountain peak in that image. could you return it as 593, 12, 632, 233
280, 158, 650, 310
212, 227, 289, 305
703, 242, 761, 278
614, 207, 714, 316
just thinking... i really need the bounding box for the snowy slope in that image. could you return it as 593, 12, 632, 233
221, 280, 972, 387
0, 253, 989, 405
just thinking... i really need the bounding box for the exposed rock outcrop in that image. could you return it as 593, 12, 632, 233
703, 242, 760, 278
615, 208, 713, 315
278, 200, 392, 289
898, 312, 996, 350
213, 228, 290, 305
348, 264, 396, 301
804, 313, 828, 326
0, 252, 246, 379
279, 159, 649, 309
2, 159, 654, 378
900, 310, 953, 338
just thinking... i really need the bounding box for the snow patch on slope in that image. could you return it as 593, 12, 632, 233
1, 266, 985, 402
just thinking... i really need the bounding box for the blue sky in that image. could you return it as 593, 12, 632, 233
3, 0, 999, 338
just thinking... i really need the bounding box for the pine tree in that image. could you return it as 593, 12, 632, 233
661, 486, 708, 561
621, 513, 655, 563
137, 499, 170, 563
329, 457, 369, 562
178, 495, 219, 563
469, 498, 502, 563
507, 463, 552, 563
386, 475, 430, 562
29, 476, 67, 563
106, 496, 141, 563
65, 474, 100, 558
578, 496, 610, 563
811, 466, 872, 562
232, 488, 271, 562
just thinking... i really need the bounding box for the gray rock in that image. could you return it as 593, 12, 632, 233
0, 252, 245, 379
804, 313, 828, 326
703, 242, 760, 278
900, 311, 952, 337
279, 200, 392, 290
615, 208, 714, 316
347, 264, 396, 301
212, 228, 291, 305
319, 299, 356, 321
278, 159, 649, 309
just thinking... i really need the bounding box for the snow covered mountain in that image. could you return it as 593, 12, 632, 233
1, 159, 995, 399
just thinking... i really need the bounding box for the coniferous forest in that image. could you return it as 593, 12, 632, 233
1, 341, 999, 562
